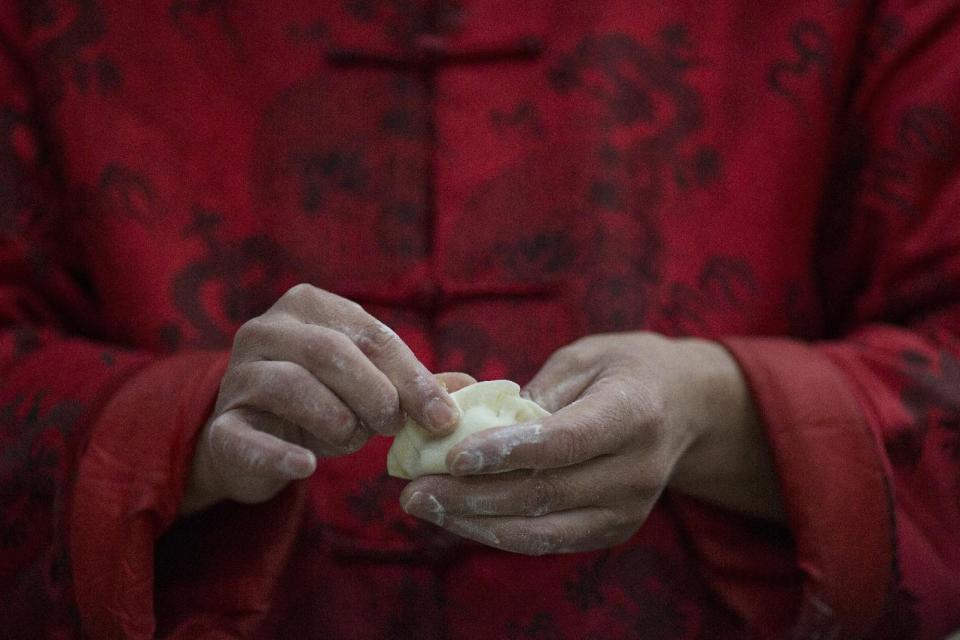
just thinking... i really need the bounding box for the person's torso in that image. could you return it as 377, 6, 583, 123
1, 2, 888, 636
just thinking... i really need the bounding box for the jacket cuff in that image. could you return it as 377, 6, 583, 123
69, 351, 235, 639
720, 337, 892, 637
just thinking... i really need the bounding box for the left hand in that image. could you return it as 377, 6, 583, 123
399, 332, 784, 555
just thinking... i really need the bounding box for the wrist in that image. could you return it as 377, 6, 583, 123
668, 339, 786, 522
673, 338, 747, 443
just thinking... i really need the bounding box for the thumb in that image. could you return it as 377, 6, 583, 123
522, 348, 600, 413
206, 410, 317, 502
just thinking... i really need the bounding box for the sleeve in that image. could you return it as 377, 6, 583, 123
0, 29, 305, 640
683, 2, 960, 638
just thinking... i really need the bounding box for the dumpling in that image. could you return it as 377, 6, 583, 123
387, 380, 550, 479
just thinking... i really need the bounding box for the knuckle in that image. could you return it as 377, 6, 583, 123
601, 385, 666, 445
352, 321, 401, 358
371, 372, 402, 405
639, 388, 667, 425
593, 390, 629, 424
569, 334, 604, 356
551, 343, 588, 370
284, 282, 319, 302
207, 420, 259, 471
331, 404, 358, 433
324, 410, 361, 447
307, 327, 354, 360
620, 380, 666, 424
279, 283, 333, 319
352, 382, 400, 434
336, 428, 368, 454
336, 294, 365, 314
571, 333, 600, 350
218, 365, 251, 401
634, 401, 668, 449
257, 363, 292, 399
375, 396, 404, 432
461, 491, 499, 516
205, 419, 230, 457
549, 425, 590, 464
233, 317, 271, 347
528, 478, 562, 515
248, 363, 302, 410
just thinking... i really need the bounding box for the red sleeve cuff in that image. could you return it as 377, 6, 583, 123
720, 337, 892, 637
68, 351, 242, 639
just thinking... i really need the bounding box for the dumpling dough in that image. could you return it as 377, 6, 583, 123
387, 380, 550, 479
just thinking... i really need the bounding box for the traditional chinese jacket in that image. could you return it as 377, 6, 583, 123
1, 1, 958, 638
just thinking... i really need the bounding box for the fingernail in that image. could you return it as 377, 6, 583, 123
403, 491, 445, 525
450, 451, 482, 475
426, 396, 459, 430
280, 451, 316, 479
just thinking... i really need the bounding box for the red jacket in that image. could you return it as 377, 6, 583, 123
1, 1, 958, 638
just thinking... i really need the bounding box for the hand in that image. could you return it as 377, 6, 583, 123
180, 284, 465, 516
399, 332, 784, 555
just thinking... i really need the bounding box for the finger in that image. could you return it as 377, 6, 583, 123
401, 459, 658, 518
522, 341, 601, 412
275, 285, 460, 434
233, 319, 404, 435
447, 385, 637, 475
220, 360, 364, 454
435, 372, 477, 393
206, 409, 316, 503
430, 508, 635, 555
333, 308, 460, 434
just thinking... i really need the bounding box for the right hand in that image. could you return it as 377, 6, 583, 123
179, 283, 464, 516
